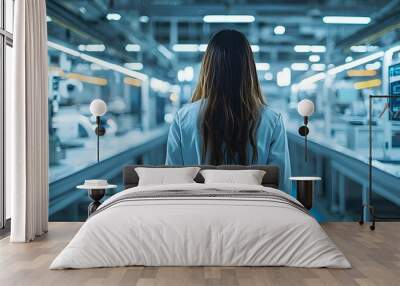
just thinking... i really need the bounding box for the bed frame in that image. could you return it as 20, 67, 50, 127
123, 165, 280, 189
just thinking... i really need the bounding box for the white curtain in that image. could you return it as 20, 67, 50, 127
8, 0, 49, 242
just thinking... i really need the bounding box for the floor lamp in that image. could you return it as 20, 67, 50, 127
81, 99, 109, 216
359, 95, 400, 230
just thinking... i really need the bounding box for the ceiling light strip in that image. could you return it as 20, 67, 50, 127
48, 41, 148, 81
298, 50, 385, 87
353, 79, 382, 89
322, 16, 371, 25
203, 15, 255, 23
347, 69, 377, 77
327, 51, 384, 75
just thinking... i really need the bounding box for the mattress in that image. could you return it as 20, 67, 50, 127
50, 183, 351, 269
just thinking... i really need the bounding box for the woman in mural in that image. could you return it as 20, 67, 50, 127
166, 29, 291, 192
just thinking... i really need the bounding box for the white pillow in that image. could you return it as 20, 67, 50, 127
135, 167, 201, 186
200, 169, 266, 185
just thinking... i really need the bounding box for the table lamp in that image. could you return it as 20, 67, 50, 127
297, 99, 315, 162
89, 99, 107, 162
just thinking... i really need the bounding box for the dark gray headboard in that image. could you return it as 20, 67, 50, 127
123, 165, 280, 189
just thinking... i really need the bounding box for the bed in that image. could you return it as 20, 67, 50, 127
50, 165, 350, 269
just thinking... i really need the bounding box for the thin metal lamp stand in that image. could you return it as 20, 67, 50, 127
95, 116, 106, 163
86, 116, 107, 216
299, 116, 310, 162
359, 95, 400, 230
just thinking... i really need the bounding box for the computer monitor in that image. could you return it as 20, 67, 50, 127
389, 60, 400, 121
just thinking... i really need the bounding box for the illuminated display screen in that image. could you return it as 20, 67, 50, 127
389, 62, 400, 121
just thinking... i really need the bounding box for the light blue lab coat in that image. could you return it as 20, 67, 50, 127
165, 100, 291, 192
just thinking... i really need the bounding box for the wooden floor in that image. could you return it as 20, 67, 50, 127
0, 222, 399, 286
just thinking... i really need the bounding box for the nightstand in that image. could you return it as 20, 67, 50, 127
77, 180, 117, 216
289, 177, 321, 210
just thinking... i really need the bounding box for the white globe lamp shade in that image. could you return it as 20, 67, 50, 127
297, 99, 315, 117
90, 99, 107, 117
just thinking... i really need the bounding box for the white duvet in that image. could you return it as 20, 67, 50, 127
50, 183, 351, 269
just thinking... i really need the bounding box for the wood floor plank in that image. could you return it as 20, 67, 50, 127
0, 222, 399, 286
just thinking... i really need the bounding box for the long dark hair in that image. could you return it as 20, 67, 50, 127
192, 29, 265, 165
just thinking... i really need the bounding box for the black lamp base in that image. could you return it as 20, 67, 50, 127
296, 180, 314, 210
298, 125, 309, 136
95, 126, 106, 136
87, 189, 105, 216
359, 204, 400, 231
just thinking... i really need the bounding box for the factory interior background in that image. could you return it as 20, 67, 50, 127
3, 0, 400, 222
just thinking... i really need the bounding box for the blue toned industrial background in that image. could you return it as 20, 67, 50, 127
41, 0, 400, 222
